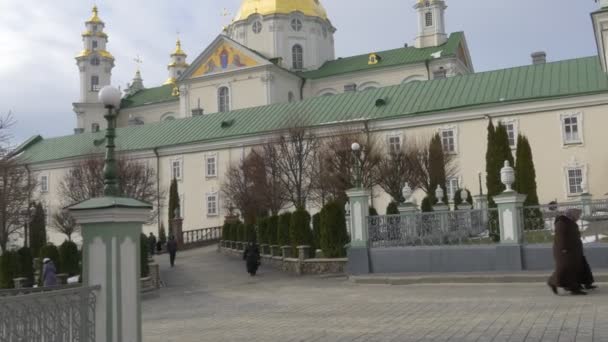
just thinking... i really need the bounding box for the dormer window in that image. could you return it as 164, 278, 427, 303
368, 53, 381, 65
425, 12, 433, 27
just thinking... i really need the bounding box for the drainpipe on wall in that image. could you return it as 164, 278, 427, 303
299, 77, 307, 101
24, 164, 32, 247
153, 148, 161, 235
425, 59, 431, 80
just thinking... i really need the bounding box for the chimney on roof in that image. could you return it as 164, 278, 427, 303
531, 51, 547, 65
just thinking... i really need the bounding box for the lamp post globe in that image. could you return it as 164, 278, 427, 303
98, 85, 122, 109
351, 142, 361, 152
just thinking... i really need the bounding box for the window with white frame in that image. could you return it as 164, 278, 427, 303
91, 75, 100, 91
566, 167, 584, 195
425, 12, 433, 27
387, 135, 401, 153
40, 175, 49, 193
440, 128, 456, 153
207, 193, 218, 216
502, 121, 517, 148
561, 113, 582, 145
290, 18, 303, 32
206, 154, 217, 178
446, 178, 459, 201
218, 87, 230, 113
171, 159, 182, 180
292, 44, 304, 70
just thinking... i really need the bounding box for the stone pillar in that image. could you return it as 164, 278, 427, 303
271, 245, 280, 257
13, 277, 28, 289
297, 246, 310, 261
260, 244, 269, 255
345, 188, 371, 275
493, 161, 527, 271
56, 273, 69, 285
281, 246, 292, 259
171, 217, 184, 248
579, 192, 593, 218
69, 197, 152, 342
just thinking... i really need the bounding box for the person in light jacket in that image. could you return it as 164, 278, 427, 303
42, 258, 58, 287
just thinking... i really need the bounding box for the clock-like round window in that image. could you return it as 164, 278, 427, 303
291, 18, 303, 32
252, 21, 262, 34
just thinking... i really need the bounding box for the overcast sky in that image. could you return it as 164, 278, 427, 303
0, 0, 601, 144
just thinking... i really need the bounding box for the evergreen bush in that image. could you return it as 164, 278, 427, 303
17, 247, 34, 286
245, 223, 257, 243
453, 189, 473, 210
222, 222, 231, 240
168, 178, 180, 229
0, 250, 19, 289
159, 223, 167, 245
369, 207, 379, 216
40, 244, 60, 269
515, 134, 543, 229
429, 133, 448, 204
421, 196, 434, 212
267, 215, 279, 245
140, 233, 149, 277
290, 209, 313, 253
30, 202, 47, 257
236, 222, 246, 242
312, 213, 321, 251
320, 202, 349, 258
257, 218, 269, 244
59, 241, 80, 277
386, 202, 399, 215
277, 212, 292, 246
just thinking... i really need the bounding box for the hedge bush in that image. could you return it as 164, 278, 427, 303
312, 213, 321, 251
454, 189, 473, 210
386, 202, 399, 215
369, 207, 379, 216
320, 202, 349, 258
17, 247, 35, 286
140, 233, 149, 277
421, 196, 434, 212
245, 223, 257, 243
59, 241, 80, 277
235, 222, 246, 242
277, 212, 291, 246
267, 215, 279, 245
0, 250, 19, 289
40, 244, 60, 271
289, 209, 313, 254
257, 218, 269, 244
222, 222, 231, 240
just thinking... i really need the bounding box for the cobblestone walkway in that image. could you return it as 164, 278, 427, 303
143, 246, 608, 342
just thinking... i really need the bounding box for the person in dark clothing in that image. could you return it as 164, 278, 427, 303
167, 235, 178, 267
548, 209, 587, 295
573, 219, 597, 290
148, 232, 157, 256
243, 242, 261, 276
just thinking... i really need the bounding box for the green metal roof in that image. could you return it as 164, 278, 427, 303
67, 196, 152, 211
19, 56, 608, 165
299, 32, 465, 80
120, 84, 178, 109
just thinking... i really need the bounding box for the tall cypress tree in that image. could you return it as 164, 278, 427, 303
429, 133, 448, 204
168, 178, 180, 237
485, 120, 498, 202
29, 202, 47, 257
486, 122, 514, 205
515, 134, 539, 206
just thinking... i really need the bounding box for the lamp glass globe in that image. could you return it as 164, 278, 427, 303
99, 86, 122, 108
351, 142, 361, 151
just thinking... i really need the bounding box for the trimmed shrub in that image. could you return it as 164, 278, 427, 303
236, 222, 246, 242
59, 241, 80, 277
369, 207, 379, 216
222, 222, 231, 240
277, 212, 292, 246
159, 223, 167, 245
453, 189, 473, 210
267, 215, 279, 245
30, 202, 47, 257
386, 202, 399, 215
168, 178, 180, 229
312, 213, 321, 251
40, 244, 60, 269
320, 201, 349, 258
257, 218, 269, 244
245, 223, 257, 243
421, 196, 434, 213
140, 233, 149, 277
290, 209, 313, 253
0, 250, 19, 288
17, 247, 34, 286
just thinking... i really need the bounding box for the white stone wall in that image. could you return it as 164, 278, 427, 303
118, 101, 179, 127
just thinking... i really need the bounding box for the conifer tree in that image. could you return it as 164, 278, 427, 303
277, 212, 291, 246
485, 122, 514, 205
320, 202, 349, 258
514, 135, 539, 206
429, 133, 448, 204
168, 178, 180, 236
29, 202, 47, 257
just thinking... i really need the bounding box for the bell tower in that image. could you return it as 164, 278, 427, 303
73, 6, 115, 134
414, 0, 448, 48
165, 39, 189, 86
592, 0, 608, 72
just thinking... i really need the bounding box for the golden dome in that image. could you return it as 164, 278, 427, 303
86, 6, 104, 24
171, 39, 187, 57
233, 0, 328, 22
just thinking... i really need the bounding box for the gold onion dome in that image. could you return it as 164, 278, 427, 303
86, 6, 104, 24
172, 40, 187, 57
233, 0, 328, 22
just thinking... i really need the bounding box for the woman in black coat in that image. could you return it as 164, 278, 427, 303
548, 209, 586, 295
243, 242, 261, 276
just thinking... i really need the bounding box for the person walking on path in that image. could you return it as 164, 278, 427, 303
243, 242, 261, 276
167, 235, 178, 267
42, 258, 58, 287
148, 232, 157, 256
548, 209, 587, 295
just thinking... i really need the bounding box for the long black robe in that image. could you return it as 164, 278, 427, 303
574, 226, 595, 287
548, 216, 584, 291
243, 244, 261, 275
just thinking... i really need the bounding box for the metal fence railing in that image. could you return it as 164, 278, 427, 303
520, 200, 608, 244
0, 285, 100, 342
368, 208, 499, 247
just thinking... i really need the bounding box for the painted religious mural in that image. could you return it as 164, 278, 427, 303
191, 42, 259, 77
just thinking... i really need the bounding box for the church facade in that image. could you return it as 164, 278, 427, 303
15, 0, 608, 242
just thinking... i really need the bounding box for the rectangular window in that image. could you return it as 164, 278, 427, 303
505, 123, 516, 148
446, 178, 459, 201
91, 75, 99, 91
441, 129, 456, 153
388, 135, 401, 153
40, 175, 49, 193
92, 40, 98, 50
171, 159, 182, 180
344, 84, 357, 92
425, 12, 433, 27
207, 193, 218, 216
567, 168, 584, 195
206, 155, 217, 177
562, 114, 582, 144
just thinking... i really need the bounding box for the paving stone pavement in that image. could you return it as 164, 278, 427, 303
143, 246, 608, 342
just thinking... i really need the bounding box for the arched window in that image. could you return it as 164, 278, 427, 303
425, 12, 433, 27
218, 87, 230, 112
91, 57, 100, 66
90, 75, 99, 91
288, 91, 295, 103
292, 44, 303, 70
91, 123, 100, 132
291, 18, 303, 32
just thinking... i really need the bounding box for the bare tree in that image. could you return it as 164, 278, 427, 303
52, 210, 79, 241
256, 143, 289, 215
0, 113, 37, 252
375, 142, 416, 203
274, 126, 319, 209
408, 135, 458, 196
58, 155, 163, 222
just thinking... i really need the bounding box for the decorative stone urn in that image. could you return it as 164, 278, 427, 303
402, 183, 413, 203
500, 160, 515, 192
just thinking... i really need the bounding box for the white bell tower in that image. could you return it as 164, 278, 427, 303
73, 6, 115, 134
592, 0, 608, 72
414, 0, 448, 49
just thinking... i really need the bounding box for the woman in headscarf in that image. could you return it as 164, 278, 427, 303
243, 241, 261, 276
547, 209, 587, 295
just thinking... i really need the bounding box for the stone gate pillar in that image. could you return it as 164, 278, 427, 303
345, 188, 371, 275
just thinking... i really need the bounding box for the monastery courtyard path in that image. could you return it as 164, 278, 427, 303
143, 246, 608, 342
